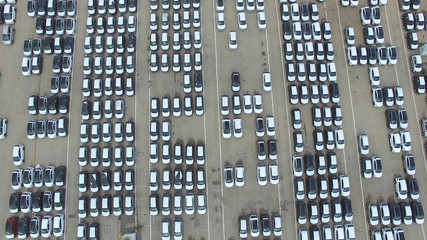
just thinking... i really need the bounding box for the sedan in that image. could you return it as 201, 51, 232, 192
387, 46, 397, 65
358, 134, 370, 155
257, 164, 267, 186
404, 154, 416, 176
11, 169, 23, 190
224, 166, 234, 188
372, 87, 383, 107
395, 178, 408, 200
229, 31, 237, 50
360, 7, 371, 25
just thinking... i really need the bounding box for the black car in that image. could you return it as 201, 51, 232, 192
329, 83, 340, 101
52, 56, 62, 73
282, 21, 292, 40
59, 95, 69, 114
57, 0, 66, 16
367, 46, 377, 64
56, 18, 65, 34
261, 214, 271, 236
194, 71, 203, 90
408, 178, 420, 199
23, 39, 32, 56
81, 100, 92, 119
255, 117, 264, 135
55, 166, 66, 186
32, 38, 43, 55
342, 199, 353, 221
302, 22, 311, 38
48, 95, 58, 114
42, 192, 52, 211
101, 169, 111, 190
90, 171, 100, 191
413, 201, 424, 224
27, 0, 37, 17
27, 120, 36, 138
257, 140, 266, 159
51, 76, 59, 93
29, 217, 40, 238
38, 96, 47, 113
268, 140, 277, 159
34, 167, 43, 187
67, 0, 76, 15
390, 202, 402, 225
9, 192, 21, 214
37, 0, 47, 16
306, 177, 317, 198
64, 36, 74, 54
297, 201, 307, 223
231, 72, 240, 92
127, 34, 136, 51
17, 217, 30, 239
35, 17, 45, 34
300, 3, 309, 21
386, 109, 398, 129
44, 37, 54, 54
60, 75, 70, 92
32, 191, 43, 212
304, 154, 315, 175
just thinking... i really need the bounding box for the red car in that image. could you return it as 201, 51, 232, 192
5, 217, 18, 239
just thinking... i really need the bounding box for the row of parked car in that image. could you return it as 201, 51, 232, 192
85, 34, 136, 55
151, 0, 200, 11
298, 224, 360, 240
87, 0, 137, 16
24, 36, 74, 58
371, 86, 405, 108
296, 198, 353, 225
348, 45, 397, 66
286, 62, 337, 83
9, 189, 65, 214
150, 193, 206, 217
282, 19, 333, 43
78, 169, 135, 194
27, 118, 68, 140
284, 41, 336, 63
221, 94, 263, 116
25, 95, 65, 123
239, 213, 282, 238
150, 96, 204, 119
150, 30, 202, 52
150, 167, 206, 191
150, 142, 206, 165
11, 166, 65, 190
83, 54, 136, 76
86, 15, 136, 35
293, 153, 340, 177
78, 193, 135, 218
78, 145, 136, 168
27, 0, 76, 18
5, 214, 65, 239
367, 201, 424, 226
35, 17, 76, 36
150, 10, 200, 32
294, 175, 350, 201
83, 77, 135, 97
395, 177, 420, 200
289, 83, 340, 105
150, 51, 202, 73
76, 222, 99, 240
389, 131, 412, 153
402, 12, 425, 31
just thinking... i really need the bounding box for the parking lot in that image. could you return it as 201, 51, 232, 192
0, 0, 426, 239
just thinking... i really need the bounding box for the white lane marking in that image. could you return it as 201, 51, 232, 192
200, 8, 211, 240
273, 0, 298, 238
333, 1, 369, 239
388, 2, 427, 237
265, 0, 282, 220
211, 0, 226, 239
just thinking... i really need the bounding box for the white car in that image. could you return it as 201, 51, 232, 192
339, 175, 350, 197
395, 177, 408, 200
400, 130, 412, 151
257, 11, 266, 30
238, 12, 247, 31
358, 134, 370, 155
369, 67, 380, 86
346, 27, 355, 45
229, 31, 237, 50
222, 119, 232, 139
224, 166, 234, 188
262, 72, 272, 91
233, 118, 243, 138
217, 12, 226, 31
411, 55, 422, 73
334, 128, 345, 149
389, 132, 402, 153
235, 165, 245, 187
347, 46, 358, 65
294, 132, 304, 153
257, 164, 267, 186
269, 164, 279, 185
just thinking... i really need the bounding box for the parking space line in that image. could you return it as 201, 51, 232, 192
333, 1, 369, 239
388, 2, 427, 175
200, 16, 212, 240
272, 0, 297, 238
210, 1, 226, 239
264, 1, 282, 218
